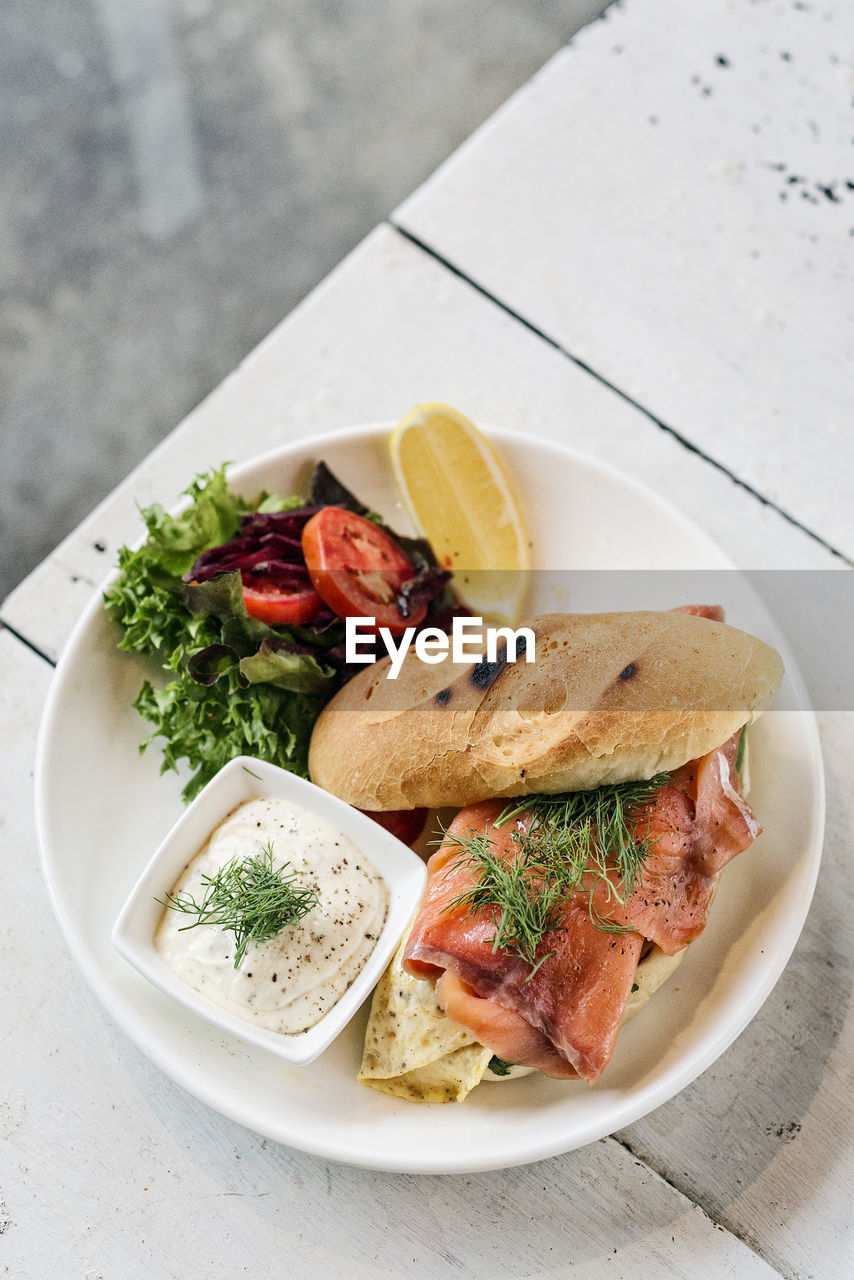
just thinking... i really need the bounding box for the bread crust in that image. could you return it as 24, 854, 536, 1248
309, 611, 782, 810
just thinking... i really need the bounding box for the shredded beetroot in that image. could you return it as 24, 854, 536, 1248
185, 507, 325, 585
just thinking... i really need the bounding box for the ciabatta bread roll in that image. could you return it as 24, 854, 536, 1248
308, 611, 782, 810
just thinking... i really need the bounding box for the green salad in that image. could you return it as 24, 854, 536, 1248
104, 463, 453, 802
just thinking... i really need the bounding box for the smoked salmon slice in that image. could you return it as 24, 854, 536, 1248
403, 733, 760, 1082
618, 733, 759, 953
692, 734, 759, 875
436, 971, 579, 1079
404, 800, 644, 1081
670, 604, 725, 621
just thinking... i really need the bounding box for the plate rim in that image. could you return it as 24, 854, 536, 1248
34, 422, 826, 1173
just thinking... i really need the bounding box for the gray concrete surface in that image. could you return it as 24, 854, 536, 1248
1, 0, 611, 602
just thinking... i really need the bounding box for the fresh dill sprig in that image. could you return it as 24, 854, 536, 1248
441, 826, 564, 976
157, 841, 319, 968
500, 773, 671, 914
441, 774, 671, 975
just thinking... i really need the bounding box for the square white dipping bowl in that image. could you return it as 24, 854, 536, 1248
112, 756, 427, 1065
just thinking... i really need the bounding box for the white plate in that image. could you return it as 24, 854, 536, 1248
35, 425, 825, 1173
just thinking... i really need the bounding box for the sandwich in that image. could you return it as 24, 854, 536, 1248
308, 607, 783, 1101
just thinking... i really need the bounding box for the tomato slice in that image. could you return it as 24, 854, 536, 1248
361, 808, 428, 846
242, 579, 324, 626
301, 508, 425, 634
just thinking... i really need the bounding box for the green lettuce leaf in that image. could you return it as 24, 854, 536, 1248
103, 465, 248, 660
182, 571, 284, 655
135, 667, 325, 803
487, 1056, 513, 1077
182, 571, 337, 693
186, 644, 236, 686
239, 640, 335, 696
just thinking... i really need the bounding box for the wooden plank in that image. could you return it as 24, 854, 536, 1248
395, 0, 854, 559
0, 224, 840, 664
617, 709, 854, 1280
0, 627, 782, 1278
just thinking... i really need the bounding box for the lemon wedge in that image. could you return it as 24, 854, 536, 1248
389, 403, 530, 624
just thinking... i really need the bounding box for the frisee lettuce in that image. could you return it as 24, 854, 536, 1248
103, 465, 247, 665
105, 465, 340, 803
134, 667, 325, 800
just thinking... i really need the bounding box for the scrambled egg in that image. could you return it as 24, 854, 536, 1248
358, 928, 492, 1103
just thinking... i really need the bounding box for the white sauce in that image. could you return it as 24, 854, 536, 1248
155, 797, 388, 1035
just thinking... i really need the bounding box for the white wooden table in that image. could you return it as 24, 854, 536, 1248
2, 2, 851, 1276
